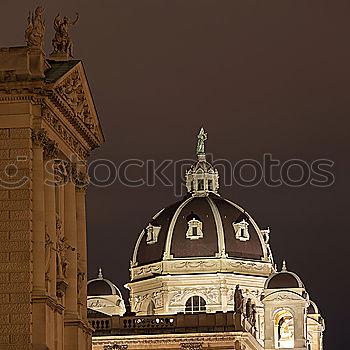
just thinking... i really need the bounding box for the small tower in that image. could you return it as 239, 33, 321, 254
262, 262, 323, 350
185, 128, 219, 195
87, 268, 126, 316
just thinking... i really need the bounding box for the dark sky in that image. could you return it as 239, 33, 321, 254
1, 1, 350, 348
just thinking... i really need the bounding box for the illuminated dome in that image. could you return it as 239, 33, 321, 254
265, 262, 304, 289
87, 268, 122, 297
87, 268, 126, 316
131, 128, 273, 273
133, 193, 271, 266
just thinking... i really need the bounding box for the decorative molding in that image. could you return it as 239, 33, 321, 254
103, 345, 128, 350
228, 260, 264, 271
95, 334, 247, 347
32, 128, 59, 159
42, 103, 89, 159
180, 342, 203, 349
48, 88, 101, 150
169, 287, 219, 305
267, 293, 302, 301
133, 264, 162, 277
32, 128, 48, 147
173, 260, 218, 270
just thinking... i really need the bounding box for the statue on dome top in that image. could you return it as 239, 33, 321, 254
196, 127, 207, 155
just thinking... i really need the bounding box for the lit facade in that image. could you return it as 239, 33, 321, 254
89, 131, 325, 350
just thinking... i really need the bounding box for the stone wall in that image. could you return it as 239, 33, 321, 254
0, 127, 32, 350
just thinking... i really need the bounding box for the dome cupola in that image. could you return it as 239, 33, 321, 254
127, 129, 275, 318
185, 128, 219, 196
87, 268, 126, 316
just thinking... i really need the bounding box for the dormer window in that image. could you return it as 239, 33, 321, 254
145, 224, 161, 245
233, 219, 250, 241
186, 218, 204, 240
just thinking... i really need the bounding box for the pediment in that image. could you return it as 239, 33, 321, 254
49, 60, 104, 148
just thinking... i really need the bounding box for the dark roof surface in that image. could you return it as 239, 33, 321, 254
87, 280, 113, 296
135, 194, 264, 265
267, 272, 300, 289
45, 60, 80, 83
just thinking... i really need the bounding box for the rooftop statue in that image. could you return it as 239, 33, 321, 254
196, 127, 207, 155
25, 6, 45, 49
51, 12, 79, 58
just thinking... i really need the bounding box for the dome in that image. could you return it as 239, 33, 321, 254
265, 262, 304, 289
87, 268, 122, 297
132, 129, 271, 271
132, 192, 269, 266
307, 300, 319, 314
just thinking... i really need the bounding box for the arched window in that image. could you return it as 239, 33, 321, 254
274, 310, 294, 348
147, 300, 155, 315
185, 296, 206, 314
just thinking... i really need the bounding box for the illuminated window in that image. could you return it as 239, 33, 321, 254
274, 310, 294, 348
186, 218, 204, 240
233, 219, 250, 241
145, 224, 161, 245
197, 179, 204, 190
185, 296, 206, 314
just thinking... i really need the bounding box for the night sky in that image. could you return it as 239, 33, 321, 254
1, 1, 350, 348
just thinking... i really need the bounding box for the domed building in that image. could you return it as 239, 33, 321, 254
87, 268, 126, 316
90, 129, 325, 350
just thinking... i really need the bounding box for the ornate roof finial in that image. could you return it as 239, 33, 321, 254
50, 12, 79, 60
186, 128, 219, 196
98, 267, 103, 279
282, 260, 287, 271
196, 127, 207, 156
25, 6, 45, 49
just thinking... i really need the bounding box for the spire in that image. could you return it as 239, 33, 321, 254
186, 129, 219, 196
98, 267, 103, 279
282, 260, 287, 271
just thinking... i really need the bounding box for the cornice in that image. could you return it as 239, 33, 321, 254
93, 332, 256, 347
47, 89, 101, 150
42, 102, 90, 159
130, 258, 273, 281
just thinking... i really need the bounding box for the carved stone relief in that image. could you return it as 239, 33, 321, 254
56, 70, 96, 133
170, 288, 219, 306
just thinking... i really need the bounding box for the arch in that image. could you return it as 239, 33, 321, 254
185, 295, 206, 314
274, 309, 295, 348
147, 300, 155, 315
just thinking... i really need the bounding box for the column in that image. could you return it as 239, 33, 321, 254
44, 154, 58, 298
63, 177, 78, 318
31, 130, 48, 350
75, 179, 88, 321
32, 138, 45, 294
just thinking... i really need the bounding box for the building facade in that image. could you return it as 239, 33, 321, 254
89, 130, 325, 350
0, 7, 104, 350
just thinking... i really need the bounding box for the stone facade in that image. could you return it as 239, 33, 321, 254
0, 43, 103, 350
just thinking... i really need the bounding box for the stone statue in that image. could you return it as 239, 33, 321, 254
234, 284, 244, 313
51, 13, 79, 57
251, 304, 257, 328
25, 7, 45, 49
196, 128, 207, 155
45, 227, 53, 278
246, 298, 252, 320
55, 218, 75, 279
